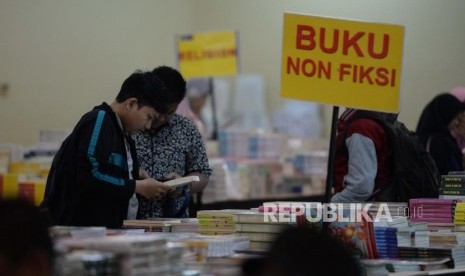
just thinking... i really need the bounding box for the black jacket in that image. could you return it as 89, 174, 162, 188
41, 103, 138, 228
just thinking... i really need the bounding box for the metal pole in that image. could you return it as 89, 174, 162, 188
208, 77, 219, 140
324, 106, 340, 203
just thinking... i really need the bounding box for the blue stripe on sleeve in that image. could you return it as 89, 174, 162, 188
108, 153, 125, 168
87, 110, 125, 186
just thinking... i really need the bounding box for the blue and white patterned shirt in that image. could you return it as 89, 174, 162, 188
134, 114, 211, 218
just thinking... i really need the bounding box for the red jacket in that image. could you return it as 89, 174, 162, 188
333, 116, 391, 202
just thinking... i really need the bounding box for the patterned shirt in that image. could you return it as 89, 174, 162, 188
134, 114, 212, 218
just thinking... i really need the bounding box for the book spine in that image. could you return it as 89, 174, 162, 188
441, 176, 465, 183
409, 198, 457, 205
197, 218, 234, 226
441, 183, 465, 189
441, 190, 465, 196
197, 214, 234, 220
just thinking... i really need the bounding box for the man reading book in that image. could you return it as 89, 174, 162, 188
134, 66, 211, 218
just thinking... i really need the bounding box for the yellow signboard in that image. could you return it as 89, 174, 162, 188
281, 13, 405, 112
177, 30, 238, 78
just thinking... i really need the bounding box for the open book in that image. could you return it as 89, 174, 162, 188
163, 175, 200, 188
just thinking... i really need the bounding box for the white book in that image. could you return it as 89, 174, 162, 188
163, 175, 200, 188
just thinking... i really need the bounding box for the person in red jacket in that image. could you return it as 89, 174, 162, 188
332, 108, 395, 202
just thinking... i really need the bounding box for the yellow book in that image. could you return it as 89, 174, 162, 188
2, 173, 18, 199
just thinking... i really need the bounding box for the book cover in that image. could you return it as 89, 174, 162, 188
328, 211, 378, 259
163, 175, 200, 188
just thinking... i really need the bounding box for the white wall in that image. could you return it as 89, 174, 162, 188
1, 0, 464, 144
194, 0, 465, 137
0, 0, 195, 144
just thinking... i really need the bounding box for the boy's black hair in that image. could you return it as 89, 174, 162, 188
116, 70, 166, 112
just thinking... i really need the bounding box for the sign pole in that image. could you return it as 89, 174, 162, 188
324, 106, 339, 203
322, 105, 339, 232
208, 77, 219, 140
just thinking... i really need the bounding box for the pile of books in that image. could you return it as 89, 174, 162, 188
429, 232, 465, 246
455, 202, 465, 226
409, 198, 457, 225
196, 210, 239, 235
57, 235, 178, 275
374, 227, 399, 258
360, 257, 451, 274
440, 173, 465, 200
398, 246, 465, 268
234, 210, 295, 251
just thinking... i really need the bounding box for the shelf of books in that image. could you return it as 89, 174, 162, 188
0, 141, 56, 206
203, 133, 329, 204
0, 161, 49, 206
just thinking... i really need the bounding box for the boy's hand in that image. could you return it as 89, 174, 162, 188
135, 178, 170, 201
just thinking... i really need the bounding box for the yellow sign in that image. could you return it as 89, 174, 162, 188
281, 13, 405, 112
177, 30, 238, 78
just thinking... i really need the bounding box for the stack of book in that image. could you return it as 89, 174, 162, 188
409, 198, 457, 230
396, 222, 429, 248
455, 202, 465, 226
196, 210, 239, 235
360, 258, 451, 274
429, 232, 465, 246
398, 246, 465, 268
170, 219, 200, 233
233, 210, 295, 251
374, 227, 399, 258
122, 220, 165, 232
439, 174, 465, 200
123, 218, 200, 233
57, 235, 174, 275
182, 235, 250, 264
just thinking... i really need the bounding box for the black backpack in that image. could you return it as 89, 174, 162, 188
338, 111, 440, 202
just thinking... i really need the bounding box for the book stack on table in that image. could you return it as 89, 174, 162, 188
439, 174, 465, 200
